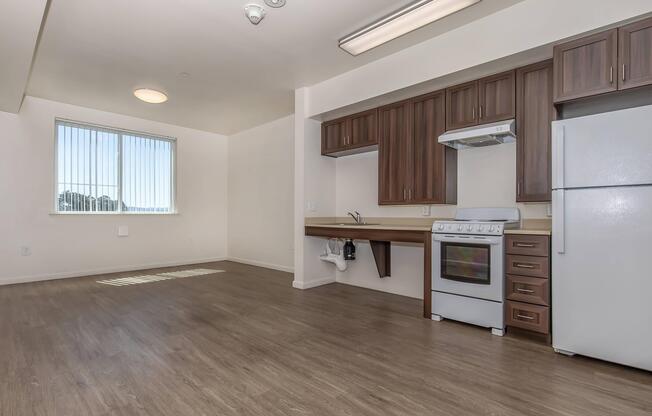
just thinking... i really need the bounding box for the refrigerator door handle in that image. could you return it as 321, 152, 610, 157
553, 125, 565, 189
554, 190, 565, 254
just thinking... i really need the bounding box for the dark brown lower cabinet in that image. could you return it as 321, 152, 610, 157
378, 92, 457, 205
505, 235, 551, 337
516, 60, 556, 202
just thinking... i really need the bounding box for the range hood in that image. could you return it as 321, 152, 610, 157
439, 119, 516, 149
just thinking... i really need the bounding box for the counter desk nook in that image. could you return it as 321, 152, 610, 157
305, 221, 435, 318
305, 219, 552, 321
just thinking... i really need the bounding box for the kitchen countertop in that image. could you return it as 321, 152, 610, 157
305, 217, 442, 232
505, 219, 552, 236
307, 217, 552, 235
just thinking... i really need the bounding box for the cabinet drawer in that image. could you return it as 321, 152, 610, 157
506, 255, 550, 278
506, 275, 549, 306
506, 301, 550, 334
505, 235, 549, 257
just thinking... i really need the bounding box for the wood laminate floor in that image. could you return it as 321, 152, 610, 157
1, 261, 651, 416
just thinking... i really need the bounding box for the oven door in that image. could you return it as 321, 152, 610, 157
432, 234, 504, 302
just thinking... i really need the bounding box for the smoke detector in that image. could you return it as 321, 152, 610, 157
264, 0, 286, 7
244, 4, 266, 25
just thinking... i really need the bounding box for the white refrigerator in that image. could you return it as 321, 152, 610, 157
552, 105, 652, 371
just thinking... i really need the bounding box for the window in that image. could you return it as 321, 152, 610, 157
55, 119, 176, 214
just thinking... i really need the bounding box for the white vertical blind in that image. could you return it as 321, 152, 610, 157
122, 134, 174, 213
55, 120, 175, 213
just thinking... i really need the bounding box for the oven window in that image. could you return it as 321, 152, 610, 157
441, 243, 491, 284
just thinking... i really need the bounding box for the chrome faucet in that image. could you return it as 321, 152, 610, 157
347, 211, 364, 224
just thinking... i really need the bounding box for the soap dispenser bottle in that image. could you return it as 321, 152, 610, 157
343, 239, 356, 260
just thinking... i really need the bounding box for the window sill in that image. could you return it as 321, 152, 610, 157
49, 212, 179, 216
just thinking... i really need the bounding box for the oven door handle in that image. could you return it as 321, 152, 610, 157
433, 235, 502, 245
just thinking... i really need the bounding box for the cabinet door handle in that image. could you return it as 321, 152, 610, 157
514, 263, 536, 269
516, 288, 535, 294
479, 105, 483, 120
516, 314, 535, 321
610, 66, 614, 84
472, 107, 476, 120
408, 189, 412, 200
517, 182, 521, 196
515, 243, 536, 248
403, 188, 407, 200
622, 64, 626, 82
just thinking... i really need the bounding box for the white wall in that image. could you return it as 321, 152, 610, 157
308, 0, 652, 117
227, 115, 294, 272
334, 143, 548, 298
336, 144, 547, 219
293, 88, 338, 289
0, 96, 228, 284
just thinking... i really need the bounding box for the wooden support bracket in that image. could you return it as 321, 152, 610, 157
369, 240, 391, 278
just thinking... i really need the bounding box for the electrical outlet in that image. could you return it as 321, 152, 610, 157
118, 226, 129, 237
421, 206, 431, 216
306, 201, 317, 213
20, 246, 31, 256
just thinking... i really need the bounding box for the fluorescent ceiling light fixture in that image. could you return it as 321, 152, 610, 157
134, 88, 168, 104
339, 0, 481, 56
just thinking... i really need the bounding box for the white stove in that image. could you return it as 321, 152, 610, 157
433, 207, 521, 236
431, 208, 520, 336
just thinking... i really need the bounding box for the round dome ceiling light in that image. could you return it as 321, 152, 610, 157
264, 0, 286, 7
134, 88, 168, 104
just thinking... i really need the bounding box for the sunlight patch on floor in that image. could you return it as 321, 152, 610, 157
97, 269, 225, 286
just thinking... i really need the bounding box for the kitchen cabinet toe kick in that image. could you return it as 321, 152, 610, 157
305, 226, 433, 318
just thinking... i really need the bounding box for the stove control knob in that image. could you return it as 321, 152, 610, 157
477, 225, 484, 232
458, 225, 463, 231
489, 225, 495, 232
438, 224, 444, 230
467, 225, 473, 231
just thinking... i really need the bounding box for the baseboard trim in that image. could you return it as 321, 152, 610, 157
226, 257, 294, 273
292, 276, 336, 290
0, 257, 228, 286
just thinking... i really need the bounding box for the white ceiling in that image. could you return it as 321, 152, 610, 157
23, 0, 524, 135
0, 0, 47, 112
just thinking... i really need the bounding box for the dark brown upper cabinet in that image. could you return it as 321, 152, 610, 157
378, 93, 457, 205
619, 17, 652, 91
348, 109, 378, 147
478, 70, 516, 124
446, 81, 478, 130
553, 29, 618, 103
516, 60, 556, 203
446, 71, 515, 131
378, 100, 412, 205
412, 91, 457, 204
321, 117, 347, 155
321, 109, 378, 157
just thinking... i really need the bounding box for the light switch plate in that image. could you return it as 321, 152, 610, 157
118, 226, 129, 237
421, 206, 431, 216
